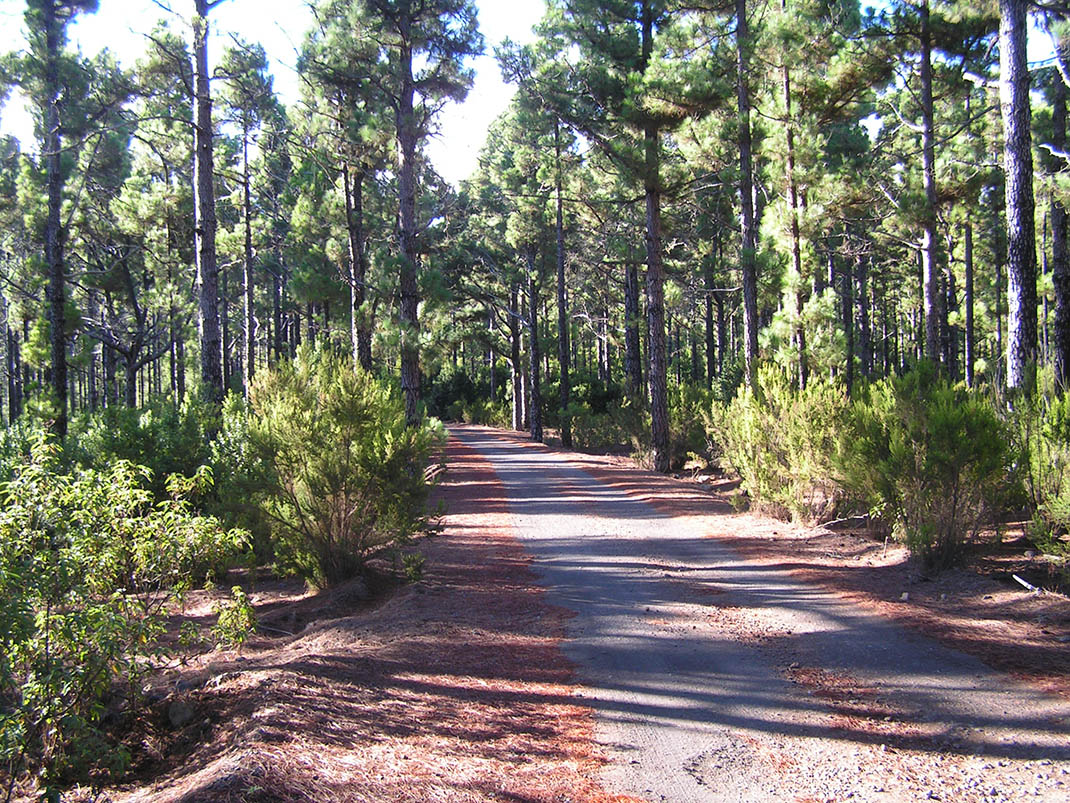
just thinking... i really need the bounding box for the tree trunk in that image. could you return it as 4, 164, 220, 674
704, 256, 716, 389
919, 0, 942, 364
243, 128, 255, 393
639, 1, 669, 472
843, 253, 855, 395
510, 284, 523, 430
1053, 63, 1070, 389
624, 262, 642, 397
344, 163, 373, 372
554, 121, 572, 448
43, 1, 67, 436
193, 0, 223, 403
965, 223, 976, 386
737, 0, 760, 387
857, 255, 871, 378
1001, 0, 1038, 389
527, 248, 543, 442
397, 16, 421, 425
781, 0, 807, 389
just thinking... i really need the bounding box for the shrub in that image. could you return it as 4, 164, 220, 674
840, 363, 1011, 571
669, 383, 716, 469
247, 346, 445, 587
568, 398, 647, 453
1013, 386, 1070, 584
712, 364, 849, 521
0, 435, 247, 798
70, 398, 216, 500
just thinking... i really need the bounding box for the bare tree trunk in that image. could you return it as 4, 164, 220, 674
1053, 60, 1070, 388
781, 0, 807, 389
919, 0, 942, 364
510, 284, 523, 430
624, 262, 642, 399
243, 128, 255, 393
193, 0, 222, 403
526, 251, 542, 442
857, 255, 871, 379
397, 16, 420, 424
737, 0, 760, 387
704, 255, 716, 389
42, 1, 68, 436
641, 0, 669, 471
344, 163, 373, 372
1001, 0, 1038, 389
844, 252, 855, 395
555, 120, 572, 448
964, 223, 976, 386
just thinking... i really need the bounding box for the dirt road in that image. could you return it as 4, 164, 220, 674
451, 425, 1070, 802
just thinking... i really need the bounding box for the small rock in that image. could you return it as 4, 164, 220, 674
1025, 549, 1037, 558
168, 699, 195, 729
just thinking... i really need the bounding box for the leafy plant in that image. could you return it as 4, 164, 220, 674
839, 362, 1011, 571
246, 345, 445, 587
712, 364, 849, 521
0, 434, 247, 799
212, 586, 257, 649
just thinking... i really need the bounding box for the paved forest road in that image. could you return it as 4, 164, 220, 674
449, 426, 1070, 803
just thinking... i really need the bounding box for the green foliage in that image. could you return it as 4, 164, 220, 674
246, 346, 445, 587
567, 397, 647, 453
212, 586, 257, 649
840, 363, 1011, 571
712, 364, 849, 521
0, 434, 246, 796
1012, 383, 1070, 580
668, 383, 716, 470
70, 398, 216, 500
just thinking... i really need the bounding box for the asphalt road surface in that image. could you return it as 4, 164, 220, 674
451, 426, 1070, 803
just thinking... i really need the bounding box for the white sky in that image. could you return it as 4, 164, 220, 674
0, 0, 545, 185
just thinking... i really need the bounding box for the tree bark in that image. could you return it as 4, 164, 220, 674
510, 284, 523, 430
242, 127, 255, 393
1000, 0, 1038, 389
397, 13, 421, 424
781, 0, 807, 389
965, 223, 976, 386
344, 163, 373, 372
919, 0, 942, 364
640, 0, 670, 472
43, 1, 67, 436
704, 255, 716, 389
624, 262, 642, 398
1053, 62, 1070, 389
527, 248, 543, 442
736, 0, 760, 387
193, 0, 223, 403
555, 120, 572, 448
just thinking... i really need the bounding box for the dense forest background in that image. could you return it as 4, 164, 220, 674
0, 0, 1063, 465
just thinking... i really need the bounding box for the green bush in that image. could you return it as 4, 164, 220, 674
1013, 386, 1070, 581
70, 398, 216, 500
568, 398, 647, 453
669, 383, 716, 469
840, 363, 1011, 571
712, 364, 849, 521
246, 346, 445, 587
0, 435, 247, 798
